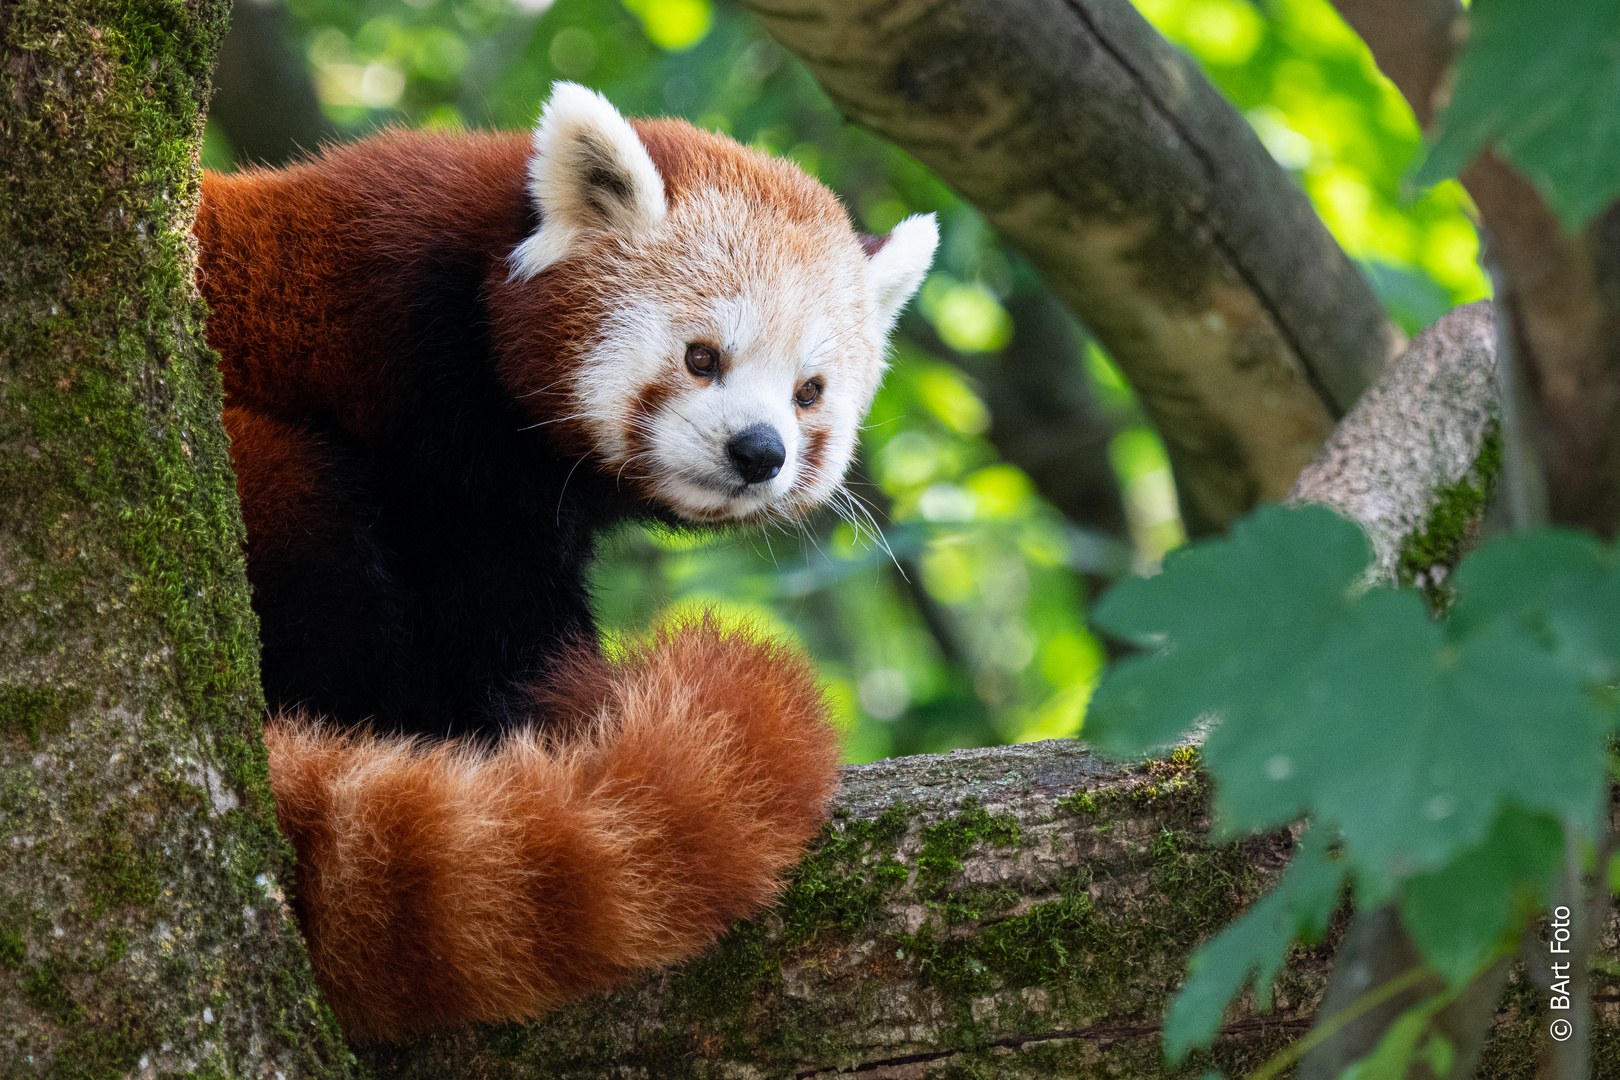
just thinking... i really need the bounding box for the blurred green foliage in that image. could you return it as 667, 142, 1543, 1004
208, 0, 1486, 762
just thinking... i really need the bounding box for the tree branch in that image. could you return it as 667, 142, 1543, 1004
360, 741, 1326, 1078
1289, 300, 1497, 582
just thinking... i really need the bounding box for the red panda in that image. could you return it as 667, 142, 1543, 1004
197, 83, 936, 1040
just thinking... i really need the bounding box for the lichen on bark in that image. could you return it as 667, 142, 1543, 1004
0, 1, 350, 1075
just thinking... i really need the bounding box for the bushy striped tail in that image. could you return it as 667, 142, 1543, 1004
264, 618, 840, 1042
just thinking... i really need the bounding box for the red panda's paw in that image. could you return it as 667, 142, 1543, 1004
264, 618, 840, 1042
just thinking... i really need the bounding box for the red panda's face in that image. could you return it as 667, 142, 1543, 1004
497, 84, 937, 524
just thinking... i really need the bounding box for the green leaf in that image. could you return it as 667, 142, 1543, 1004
1089, 505, 1613, 906
1417, 0, 1620, 231
1401, 804, 1563, 985
1163, 827, 1345, 1063
1213, 594, 1607, 899
1448, 529, 1620, 680
1089, 504, 1373, 755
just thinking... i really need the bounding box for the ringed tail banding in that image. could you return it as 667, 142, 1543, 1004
265, 617, 841, 1041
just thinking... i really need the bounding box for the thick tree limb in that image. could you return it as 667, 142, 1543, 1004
356, 744, 1592, 1079
1289, 299, 1497, 582
743, 0, 1399, 530
361, 741, 1325, 1078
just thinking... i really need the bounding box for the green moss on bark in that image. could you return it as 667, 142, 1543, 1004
0, 686, 85, 748
1, 0, 350, 1073
1398, 422, 1503, 604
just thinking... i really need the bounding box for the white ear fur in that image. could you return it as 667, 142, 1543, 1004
867, 213, 938, 330
509, 82, 668, 281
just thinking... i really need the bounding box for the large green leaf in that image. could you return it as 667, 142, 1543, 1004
1163, 827, 1345, 1064
1089, 504, 1373, 755
1206, 590, 1607, 900
1417, 0, 1620, 231
1088, 504, 1616, 1018
1090, 506, 1610, 898
1448, 529, 1620, 675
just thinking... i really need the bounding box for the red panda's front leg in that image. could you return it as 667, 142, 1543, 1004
264, 616, 839, 1041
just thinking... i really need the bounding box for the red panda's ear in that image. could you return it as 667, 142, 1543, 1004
509, 82, 668, 280
866, 213, 938, 332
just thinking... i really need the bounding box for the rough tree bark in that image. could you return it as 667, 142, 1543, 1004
0, 2, 351, 1075
347, 306, 1560, 1080
738, 0, 1401, 532
362, 741, 1320, 1079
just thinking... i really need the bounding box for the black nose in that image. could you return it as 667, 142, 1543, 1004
727, 424, 786, 485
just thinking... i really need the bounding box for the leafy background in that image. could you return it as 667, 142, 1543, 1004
204, 0, 1489, 763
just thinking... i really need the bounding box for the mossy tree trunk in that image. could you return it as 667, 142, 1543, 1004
0, 2, 351, 1075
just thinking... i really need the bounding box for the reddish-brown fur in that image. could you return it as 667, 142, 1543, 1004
266, 618, 838, 1041
197, 130, 533, 438
222, 408, 336, 565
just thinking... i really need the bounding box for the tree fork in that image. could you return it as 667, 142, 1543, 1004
0, 1, 351, 1074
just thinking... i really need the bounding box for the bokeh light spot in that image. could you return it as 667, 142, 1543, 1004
623, 0, 713, 52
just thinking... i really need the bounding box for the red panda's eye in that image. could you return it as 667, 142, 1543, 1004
685, 344, 720, 376
794, 379, 823, 407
